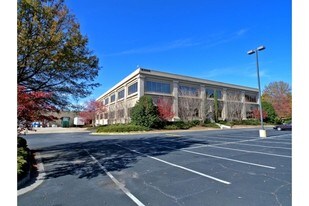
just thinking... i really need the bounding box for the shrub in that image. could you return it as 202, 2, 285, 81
164, 125, 179, 130
18, 136, 28, 148
163, 121, 192, 130
229, 119, 260, 125
17, 147, 29, 176
96, 124, 150, 133
202, 123, 220, 128
130, 96, 160, 128
17, 136, 30, 180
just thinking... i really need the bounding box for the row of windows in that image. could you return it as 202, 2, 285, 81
102, 80, 257, 105
144, 81, 255, 102
97, 109, 129, 119
103, 82, 138, 105
245, 94, 257, 103
145, 81, 171, 94
179, 85, 199, 96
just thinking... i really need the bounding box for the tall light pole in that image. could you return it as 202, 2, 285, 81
247, 45, 266, 138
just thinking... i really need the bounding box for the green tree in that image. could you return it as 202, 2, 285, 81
131, 96, 159, 128
261, 101, 277, 123
214, 90, 218, 122
262, 81, 292, 119
18, 0, 100, 110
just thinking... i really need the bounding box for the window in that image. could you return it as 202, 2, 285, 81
100, 114, 103, 119
145, 81, 171, 94
111, 94, 115, 103
179, 85, 199, 96
104, 98, 109, 105
118, 89, 125, 99
245, 93, 257, 103
206, 88, 222, 99
227, 91, 241, 101
216, 90, 222, 99
128, 82, 138, 95
193, 108, 199, 117
206, 88, 214, 98
104, 113, 108, 119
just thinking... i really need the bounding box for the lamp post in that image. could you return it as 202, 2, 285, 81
247, 45, 266, 138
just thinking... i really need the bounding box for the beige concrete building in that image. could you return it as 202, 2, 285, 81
95, 68, 260, 125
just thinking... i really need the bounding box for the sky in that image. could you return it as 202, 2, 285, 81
64, 0, 292, 103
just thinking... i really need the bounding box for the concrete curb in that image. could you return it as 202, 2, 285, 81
215, 123, 232, 129
18, 152, 45, 196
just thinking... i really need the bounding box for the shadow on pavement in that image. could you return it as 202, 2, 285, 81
31, 136, 209, 181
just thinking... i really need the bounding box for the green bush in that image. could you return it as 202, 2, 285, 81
130, 96, 160, 128
17, 136, 30, 180
17, 147, 28, 176
163, 121, 192, 130
96, 124, 150, 133
164, 125, 180, 130
18, 136, 28, 148
202, 123, 220, 128
189, 120, 201, 127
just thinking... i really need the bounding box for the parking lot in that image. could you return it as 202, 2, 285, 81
18, 128, 291, 206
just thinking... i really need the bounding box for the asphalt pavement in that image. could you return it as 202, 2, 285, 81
18, 128, 291, 206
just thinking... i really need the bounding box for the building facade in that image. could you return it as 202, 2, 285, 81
95, 68, 260, 125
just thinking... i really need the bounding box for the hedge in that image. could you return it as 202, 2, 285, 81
96, 124, 150, 133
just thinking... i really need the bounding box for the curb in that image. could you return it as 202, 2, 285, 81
18, 152, 45, 196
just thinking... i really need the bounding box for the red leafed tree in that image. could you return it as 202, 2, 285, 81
262, 81, 292, 119
251, 108, 268, 120
156, 97, 174, 121
79, 99, 106, 126
18, 85, 58, 129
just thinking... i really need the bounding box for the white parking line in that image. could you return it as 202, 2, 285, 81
114, 144, 231, 185
142, 142, 276, 169
188, 138, 261, 149
207, 145, 291, 158
227, 142, 291, 150
255, 140, 291, 145
84, 149, 145, 206
181, 149, 276, 169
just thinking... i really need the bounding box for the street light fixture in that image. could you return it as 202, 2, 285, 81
247, 45, 266, 138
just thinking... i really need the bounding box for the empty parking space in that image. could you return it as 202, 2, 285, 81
83, 129, 291, 206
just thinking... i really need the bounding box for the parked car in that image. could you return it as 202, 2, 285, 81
273, 121, 292, 131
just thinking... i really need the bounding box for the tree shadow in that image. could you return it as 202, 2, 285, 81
30, 136, 209, 181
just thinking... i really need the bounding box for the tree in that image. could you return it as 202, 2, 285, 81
18, 85, 58, 129
226, 91, 243, 121
213, 90, 219, 122
178, 88, 201, 121
18, 0, 100, 111
156, 97, 174, 121
261, 101, 277, 123
131, 96, 159, 128
251, 108, 268, 121
262, 81, 292, 119
79, 99, 106, 126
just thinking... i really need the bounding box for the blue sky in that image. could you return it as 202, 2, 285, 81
65, 0, 291, 103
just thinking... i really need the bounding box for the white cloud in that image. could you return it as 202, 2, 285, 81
105, 28, 250, 56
